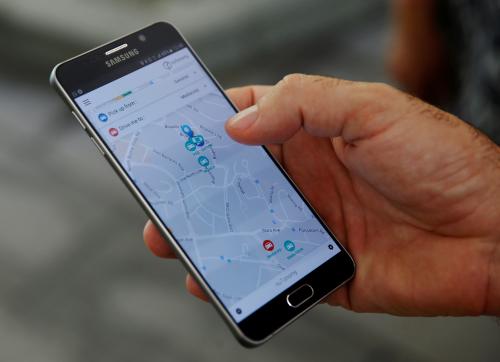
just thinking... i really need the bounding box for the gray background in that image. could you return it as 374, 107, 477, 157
0, 0, 498, 361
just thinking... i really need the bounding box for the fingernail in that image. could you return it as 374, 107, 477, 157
227, 105, 258, 130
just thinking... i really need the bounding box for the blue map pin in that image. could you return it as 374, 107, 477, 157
181, 124, 194, 137
284, 240, 295, 252
185, 140, 196, 152
192, 135, 205, 147
198, 156, 210, 167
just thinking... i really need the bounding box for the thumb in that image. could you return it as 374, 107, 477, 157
225, 74, 401, 145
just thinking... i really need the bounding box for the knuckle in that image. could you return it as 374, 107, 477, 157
312, 75, 348, 90
268, 74, 308, 105
368, 82, 399, 98
279, 74, 351, 93
279, 73, 307, 90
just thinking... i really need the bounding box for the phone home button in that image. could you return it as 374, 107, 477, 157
286, 284, 314, 308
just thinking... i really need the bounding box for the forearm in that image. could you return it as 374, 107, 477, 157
390, 0, 447, 99
485, 241, 500, 315
393, 0, 437, 34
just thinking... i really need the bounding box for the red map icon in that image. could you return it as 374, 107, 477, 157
263, 239, 274, 252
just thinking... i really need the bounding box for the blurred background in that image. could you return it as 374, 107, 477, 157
0, 0, 499, 361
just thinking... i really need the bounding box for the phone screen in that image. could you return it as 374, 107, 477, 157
73, 44, 341, 322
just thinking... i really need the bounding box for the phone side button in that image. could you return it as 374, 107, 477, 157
286, 284, 314, 308
90, 137, 106, 156
71, 111, 86, 130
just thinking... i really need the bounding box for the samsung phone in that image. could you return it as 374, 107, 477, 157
50, 22, 355, 347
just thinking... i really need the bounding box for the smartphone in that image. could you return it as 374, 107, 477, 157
50, 22, 355, 347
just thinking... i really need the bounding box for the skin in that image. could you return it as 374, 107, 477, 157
144, 74, 500, 316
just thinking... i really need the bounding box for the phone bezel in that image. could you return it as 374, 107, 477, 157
50, 21, 356, 347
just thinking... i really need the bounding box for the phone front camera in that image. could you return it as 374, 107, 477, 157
138, 34, 147, 42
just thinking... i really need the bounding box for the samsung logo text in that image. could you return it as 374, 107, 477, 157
105, 49, 140, 68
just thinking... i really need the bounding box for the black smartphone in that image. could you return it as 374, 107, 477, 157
50, 22, 355, 347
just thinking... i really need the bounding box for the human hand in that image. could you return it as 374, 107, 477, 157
144, 75, 500, 316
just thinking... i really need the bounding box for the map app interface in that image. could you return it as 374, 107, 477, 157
75, 46, 341, 322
